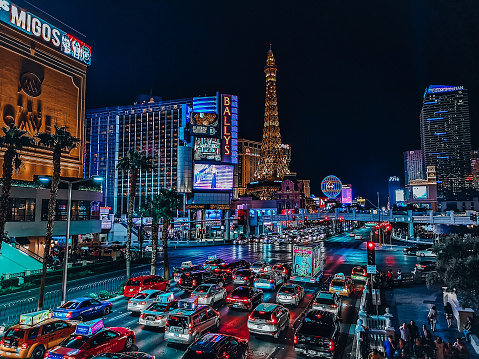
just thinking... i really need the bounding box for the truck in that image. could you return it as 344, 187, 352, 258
290, 243, 324, 283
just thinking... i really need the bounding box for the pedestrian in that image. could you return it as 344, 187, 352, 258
399, 322, 410, 352
463, 317, 473, 342
409, 320, 419, 350
414, 338, 426, 359
422, 324, 429, 338
444, 302, 453, 328
387, 269, 393, 288
444, 342, 455, 359
368, 349, 383, 359
428, 305, 438, 331
383, 335, 396, 359
435, 337, 445, 359
397, 268, 402, 281
453, 337, 469, 358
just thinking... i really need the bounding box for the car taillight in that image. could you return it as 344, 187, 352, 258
43, 352, 49, 359
329, 282, 333, 286
313, 302, 318, 306
193, 280, 197, 286
422, 265, 426, 268
292, 295, 296, 298
179, 278, 182, 284
294, 335, 298, 344
329, 340, 335, 351
362, 271, 367, 276
139, 301, 147, 305
66, 311, 72, 318
214, 268, 220, 273
269, 315, 277, 324
156, 315, 163, 320
283, 268, 287, 273
165, 320, 169, 326
331, 304, 337, 308
20, 343, 29, 349
269, 280, 274, 283
140, 313, 146, 319
248, 313, 255, 321
196, 351, 202, 355
232, 276, 236, 280
205, 294, 209, 298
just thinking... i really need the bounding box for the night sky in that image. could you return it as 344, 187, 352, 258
17, 0, 479, 203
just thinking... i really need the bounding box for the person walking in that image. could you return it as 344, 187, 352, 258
444, 342, 455, 359
399, 322, 411, 353
383, 335, 396, 359
444, 302, 453, 328
435, 337, 445, 359
409, 320, 419, 351
463, 317, 473, 342
453, 337, 469, 359
428, 305, 438, 332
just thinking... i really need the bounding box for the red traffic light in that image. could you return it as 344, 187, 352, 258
325, 216, 329, 221
339, 217, 344, 222
367, 242, 375, 250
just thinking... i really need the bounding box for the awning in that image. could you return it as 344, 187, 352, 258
14, 237, 30, 245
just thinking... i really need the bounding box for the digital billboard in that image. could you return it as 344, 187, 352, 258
395, 189, 405, 202
193, 164, 233, 190
412, 186, 427, 199
0, 1, 91, 65
194, 138, 221, 161
341, 185, 352, 204
190, 112, 220, 137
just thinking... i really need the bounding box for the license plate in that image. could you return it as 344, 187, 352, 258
146, 322, 150, 325
256, 325, 263, 329
308, 350, 316, 355
174, 333, 179, 337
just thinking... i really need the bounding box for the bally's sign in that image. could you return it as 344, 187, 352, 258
0, 0, 91, 65
221, 94, 238, 164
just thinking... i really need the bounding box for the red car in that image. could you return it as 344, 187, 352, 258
45, 321, 135, 359
123, 275, 169, 298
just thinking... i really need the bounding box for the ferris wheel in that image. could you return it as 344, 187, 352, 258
321, 175, 342, 199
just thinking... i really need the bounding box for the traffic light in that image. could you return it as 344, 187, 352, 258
325, 216, 329, 221
367, 241, 375, 265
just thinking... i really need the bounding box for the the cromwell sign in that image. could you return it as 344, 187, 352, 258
0, 0, 91, 65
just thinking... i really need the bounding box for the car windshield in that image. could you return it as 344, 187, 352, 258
133, 293, 149, 300
305, 312, 334, 326
252, 262, 264, 267
4, 329, 25, 339
194, 285, 211, 293
146, 303, 168, 311
61, 301, 80, 309
231, 288, 250, 296
126, 280, 141, 286
168, 316, 188, 328
252, 310, 273, 320
332, 280, 345, 287
183, 351, 217, 359
258, 274, 272, 280
315, 297, 335, 305
236, 270, 251, 276
279, 286, 295, 293
60, 335, 88, 349
352, 268, 364, 274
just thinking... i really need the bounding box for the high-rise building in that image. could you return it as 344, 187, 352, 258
420, 85, 472, 201
388, 176, 401, 205
404, 150, 424, 185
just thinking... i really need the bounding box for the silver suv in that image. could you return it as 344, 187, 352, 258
312, 291, 341, 316
247, 303, 290, 339
165, 304, 220, 345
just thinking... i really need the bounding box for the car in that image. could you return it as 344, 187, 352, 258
349, 232, 356, 237
191, 284, 227, 306
233, 269, 256, 286
415, 260, 437, 271
92, 352, 154, 359
178, 270, 212, 291
416, 249, 436, 257
312, 291, 342, 316
253, 271, 283, 290
0, 311, 77, 359
250, 261, 271, 274
354, 234, 362, 240
294, 310, 340, 358
173, 263, 205, 282
45, 319, 135, 359
123, 275, 169, 297
351, 265, 368, 282
403, 244, 432, 255
203, 256, 227, 271
127, 290, 164, 313
165, 300, 221, 345
214, 260, 250, 277
182, 333, 249, 359
329, 273, 353, 296
144, 245, 162, 252
139, 297, 179, 328
276, 284, 305, 306
203, 272, 230, 287
247, 303, 290, 339
53, 298, 112, 321
272, 263, 292, 280
226, 286, 264, 310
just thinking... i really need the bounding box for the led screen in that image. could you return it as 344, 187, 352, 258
341, 187, 352, 204
193, 164, 233, 190
194, 138, 221, 161
412, 186, 427, 199
395, 189, 405, 202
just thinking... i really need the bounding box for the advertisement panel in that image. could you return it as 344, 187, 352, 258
293, 247, 312, 277
221, 95, 238, 164
341, 186, 352, 204
194, 137, 221, 161
395, 189, 405, 202
0, 1, 91, 65
190, 112, 220, 137
412, 186, 427, 199
193, 164, 233, 190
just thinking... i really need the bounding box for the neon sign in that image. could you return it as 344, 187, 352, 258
221, 94, 238, 164
427, 85, 464, 94
0, 1, 91, 65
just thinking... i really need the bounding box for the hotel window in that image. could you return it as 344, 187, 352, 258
7, 198, 35, 221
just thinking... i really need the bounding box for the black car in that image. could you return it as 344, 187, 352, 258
214, 260, 250, 277
272, 263, 292, 279
226, 286, 264, 310
182, 333, 248, 359
404, 244, 432, 255
92, 353, 154, 359
178, 270, 212, 290
204, 272, 231, 286
415, 260, 436, 272
294, 310, 340, 358
233, 269, 256, 286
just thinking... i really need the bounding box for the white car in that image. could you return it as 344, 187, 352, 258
144, 245, 162, 252
127, 289, 164, 312
416, 249, 436, 257
254, 271, 283, 290
276, 284, 304, 306
191, 284, 227, 305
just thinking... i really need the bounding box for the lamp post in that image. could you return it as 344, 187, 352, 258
39, 175, 104, 304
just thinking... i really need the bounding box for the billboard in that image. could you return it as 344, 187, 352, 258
412, 186, 427, 199
221, 95, 238, 164
194, 138, 221, 161
193, 164, 233, 190
0, 1, 91, 65
341, 186, 352, 205
190, 112, 220, 137
395, 189, 405, 202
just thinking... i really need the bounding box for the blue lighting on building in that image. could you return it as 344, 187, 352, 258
434, 132, 447, 135
426, 117, 443, 121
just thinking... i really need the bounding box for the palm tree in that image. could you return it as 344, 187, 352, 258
139, 195, 162, 275
116, 150, 152, 279
36, 126, 80, 310
0, 124, 34, 251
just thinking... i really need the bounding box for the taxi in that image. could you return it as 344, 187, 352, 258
138, 293, 178, 328
45, 319, 135, 359
203, 255, 227, 271
329, 273, 353, 296
127, 290, 164, 313
0, 310, 76, 359
53, 298, 112, 321
351, 266, 367, 282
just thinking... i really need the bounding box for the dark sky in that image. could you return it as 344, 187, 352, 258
19, 0, 479, 204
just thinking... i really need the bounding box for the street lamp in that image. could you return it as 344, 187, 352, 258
39, 175, 104, 303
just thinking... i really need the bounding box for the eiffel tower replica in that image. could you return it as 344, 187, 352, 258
247, 45, 290, 200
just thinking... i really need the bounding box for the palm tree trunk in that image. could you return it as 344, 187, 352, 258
126, 171, 137, 279
162, 219, 170, 280
151, 220, 159, 275
0, 148, 14, 251
38, 149, 61, 310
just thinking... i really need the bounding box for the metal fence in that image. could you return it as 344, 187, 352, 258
0, 270, 152, 326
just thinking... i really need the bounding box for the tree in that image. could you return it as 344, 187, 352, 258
0, 124, 34, 251
36, 126, 80, 310
116, 150, 152, 279
428, 234, 479, 312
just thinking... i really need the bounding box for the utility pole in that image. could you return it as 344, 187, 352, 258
377, 192, 382, 247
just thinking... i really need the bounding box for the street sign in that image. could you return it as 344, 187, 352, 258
367, 265, 377, 274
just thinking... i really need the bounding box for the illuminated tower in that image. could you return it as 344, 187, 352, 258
254, 45, 290, 182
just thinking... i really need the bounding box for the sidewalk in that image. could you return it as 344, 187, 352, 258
385, 284, 478, 357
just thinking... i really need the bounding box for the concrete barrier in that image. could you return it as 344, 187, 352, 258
443, 290, 475, 331
470, 334, 479, 354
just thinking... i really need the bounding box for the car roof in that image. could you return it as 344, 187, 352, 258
129, 275, 157, 280
136, 289, 161, 294
306, 309, 336, 318
281, 284, 297, 289
316, 291, 335, 299
68, 297, 93, 302
194, 284, 215, 289
190, 333, 232, 351
254, 303, 278, 312
11, 318, 63, 330
169, 306, 208, 317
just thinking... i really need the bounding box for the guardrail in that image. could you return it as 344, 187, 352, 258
13, 243, 44, 263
